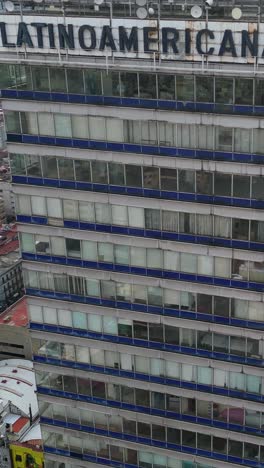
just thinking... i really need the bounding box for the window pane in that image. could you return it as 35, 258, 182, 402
139, 74, 157, 99
214, 173, 231, 196
235, 78, 253, 105
74, 160, 91, 182
67, 69, 84, 94
120, 72, 138, 97
233, 175, 250, 198
84, 69, 102, 95
177, 75, 194, 101
50, 68, 66, 92
196, 76, 213, 102
158, 75, 175, 100
126, 165, 142, 187
32, 66, 50, 91
215, 77, 233, 104
109, 163, 125, 185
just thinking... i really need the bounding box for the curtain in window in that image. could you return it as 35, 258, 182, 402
197, 255, 214, 276
85, 279, 100, 297
18, 195, 31, 215
95, 204, 111, 224
21, 233, 34, 252
159, 122, 174, 146
178, 124, 196, 149
29, 305, 42, 322
117, 283, 131, 301
63, 200, 78, 220
181, 253, 196, 273
54, 114, 72, 138
115, 245, 129, 264
214, 257, 230, 278
128, 207, 144, 228
162, 211, 178, 232
47, 198, 62, 218
72, 115, 89, 139
139, 452, 153, 465
89, 116, 106, 140
145, 209, 160, 230
147, 249, 162, 269
214, 369, 227, 387
58, 309, 72, 327
27, 270, 38, 288
164, 251, 179, 271
120, 353, 133, 370
76, 346, 90, 363
164, 289, 180, 307
43, 307, 57, 325
31, 196, 46, 216
233, 299, 248, 319
248, 301, 263, 321
54, 274, 67, 292
253, 129, 264, 154
90, 348, 104, 366
197, 125, 214, 150
181, 328, 195, 347
72, 311, 87, 329
197, 366, 212, 385
150, 358, 164, 376
51, 237, 65, 256
196, 214, 212, 236
130, 247, 146, 267
234, 128, 251, 153
79, 202, 95, 222
38, 113, 54, 136
214, 216, 231, 238
88, 314, 102, 332
135, 356, 149, 373
106, 118, 124, 142
246, 375, 261, 394
229, 372, 246, 391
181, 364, 194, 381
23, 112, 39, 135
98, 243, 113, 262
39, 272, 54, 290
82, 240, 97, 261
112, 205, 128, 226
103, 316, 118, 335
166, 361, 180, 378
141, 121, 157, 144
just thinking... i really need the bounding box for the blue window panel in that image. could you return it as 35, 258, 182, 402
197, 275, 214, 285
234, 104, 252, 114
1, 89, 18, 98
6, 133, 22, 143
250, 241, 264, 251
90, 140, 107, 151
162, 232, 179, 241
72, 138, 89, 149
39, 135, 55, 145
213, 278, 231, 287
112, 226, 129, 235
43, 178, 59, 187
103, 96, 121, 106
159, 100, 176, 110
178, 192, 195, 202
196, 194, 213, 204
196, 102, 215, 112
59, 180, 76, 189
252, 199, 264, 209
159, 146, 177, 157
31, 216, 47, 224
121, 97, 140, 107
160, 190, 178, 200
22, 252, 35, 261
55, 137, 72, 147
147, 268, 163, 278
85, 95, 103, 105
232, 197, 250, 208
123, 143, 141, 153
231, 239, 250, 249
64, 220, 79, 229
214, 196, 231, 205
140, 99, 158, 109
95, 224, 112, 233
145, 229, 162, 239
143, 188, 161, 198
249, 282, 264, 292
92, 183, 108, 192
36, 254, 52, 263
27, 176, 43, 186
83, 260, 98, 269
68, 93, 85, 104
196, 149, 212, 160
75, 181, 92, 191
17, 90, 33, 100
34, 91, 51, 101
66, 258, 81, 267
12, 175, 27, 184
177, 147, 195, 157
142, 145, 160, 155
107, 142, 124, 152
51, 92, 68, 102
109, 185, 126, 194
127, 187, 143, 196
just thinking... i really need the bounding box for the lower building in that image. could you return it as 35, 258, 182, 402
0, 297, 30, 359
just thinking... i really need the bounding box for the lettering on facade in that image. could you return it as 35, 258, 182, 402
0, 21, 261, 58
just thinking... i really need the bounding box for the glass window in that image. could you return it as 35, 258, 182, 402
115, 245, 129, 264
255, 79, 264, 106
32, 66, 50, 91
126, 165, 142, 187
49, 68, 67, 92
112, 205, 128, 226
25, 155, 41, 178
160, 168, 177, 191
74, 159, 91, 182
84, 69, 102, 95
58, 159, 74, 180
232, 218, 249, 240
196, 76, 213, 102
177, 75, 194, 101
54, 114, 72, 138
92, 161, 108, 184
21, 112, 38, 135
143, 167, 159, 189
215, 77, 233, 104
67, 69, 84, 94
66, 238, 81, 258
158, 75, 175, 100
102, 71, 120, 96
215, 127, 232, 151
178, 170, 195, 193
10, 153, 26, 175
196, 171, 213, 195
37, 113, 53, 136
235, 78, 253, 105
233, 175, 250, 198
162, 210, 178, 232
214, 173, 232, 196
98, 243, 113, 263
109, 163, 125, 185
145, 209, 161, 230
181, 253, 196, 273
120, 72, 138, 97
252, 176, 264, 200
72, 115, 89, 139
139, 74, 157, 99
89, 116, 106, 140
234, 128, 251, 153
42, 156, 58, 179
95, 203, 111, 224
214, 296, 230, 317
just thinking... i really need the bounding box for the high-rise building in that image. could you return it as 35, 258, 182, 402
1, 1, 264, 467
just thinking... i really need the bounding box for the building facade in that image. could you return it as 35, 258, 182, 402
1, 0, 264, 467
